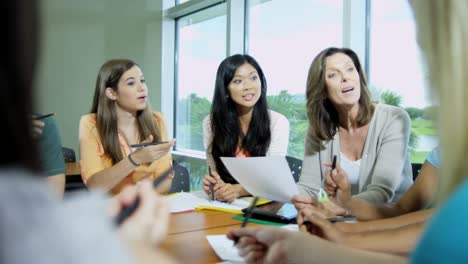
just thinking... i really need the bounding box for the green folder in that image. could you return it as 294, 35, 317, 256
232, 215, 287, 226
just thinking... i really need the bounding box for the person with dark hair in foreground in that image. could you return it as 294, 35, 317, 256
0, 1, 175, 263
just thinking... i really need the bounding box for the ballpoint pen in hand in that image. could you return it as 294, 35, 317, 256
114, 166, 173, 226
130, 141, 169, 148
233, 196, 259, 245
33, 113, 55, 120
208, 166, 215, 201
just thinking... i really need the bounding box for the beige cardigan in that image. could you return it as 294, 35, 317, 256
297, 104, 413, 203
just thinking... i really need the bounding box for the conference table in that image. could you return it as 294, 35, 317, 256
161, 210, 245, 263
65, 162, 279, 263
162, 201, 285, 263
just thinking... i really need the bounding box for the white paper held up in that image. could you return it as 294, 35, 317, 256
220, 156, 299, 203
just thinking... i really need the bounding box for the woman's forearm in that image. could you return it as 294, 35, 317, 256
286, 233, 407, 264
341, 222, 426, 255
337, 209, 432, 233
345, 196, 411, 221
86, 157, 137, 192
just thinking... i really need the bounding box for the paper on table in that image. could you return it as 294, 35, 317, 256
206, 235, 244, 263
167, 191, 270, 214
220, 156, 299, 203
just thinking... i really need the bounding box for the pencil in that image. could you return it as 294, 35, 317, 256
130, 141, 168, 148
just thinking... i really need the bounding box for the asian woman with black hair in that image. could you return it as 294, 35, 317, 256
202, 54, 290, 202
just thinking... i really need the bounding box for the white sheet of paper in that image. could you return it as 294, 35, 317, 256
206, 235, 244, 263
220, 156, 299, 202
167, 191, 260, 213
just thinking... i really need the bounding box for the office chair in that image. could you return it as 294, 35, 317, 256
169, 160, 190, 193
62, 146, 76, 162
286, 156, 303, 182
412, 163, 423, 181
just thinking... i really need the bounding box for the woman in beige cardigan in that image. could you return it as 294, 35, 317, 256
294, 47, 413, 216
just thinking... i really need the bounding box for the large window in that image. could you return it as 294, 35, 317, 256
369, 0, 436, 162
247, 0, 343, 158
166, 0, 431, 190
175, 4, 227, 154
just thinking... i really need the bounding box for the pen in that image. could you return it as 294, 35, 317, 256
331, 154, 337, 171
130, 141, 168, 148
208, 166, 215, 201
302, 215, 356, 229
233, 196, 259, 245
114, 166, 173, 226
33, 113, 55, 120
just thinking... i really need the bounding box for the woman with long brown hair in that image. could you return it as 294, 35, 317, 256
294, 47, 413, 215
79, 59, 175, 194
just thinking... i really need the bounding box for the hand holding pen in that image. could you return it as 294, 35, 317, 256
110, 179, 170, 246
128, 136, 175, 166
233, 196, 259, 245
31, 113, 54, 138
202, 166, 222, 200
323, 155, 352, 208
114, 166, 173, 226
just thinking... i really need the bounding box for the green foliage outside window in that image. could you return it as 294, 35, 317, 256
177, 89, 436, 190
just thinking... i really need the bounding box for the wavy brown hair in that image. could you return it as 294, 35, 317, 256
306, 47, 374, 141
90, 59, 161, 164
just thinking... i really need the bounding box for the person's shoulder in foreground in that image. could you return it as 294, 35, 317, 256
38, 115, 66, 176
410, 179, 468, 264
0, 168, 131, 264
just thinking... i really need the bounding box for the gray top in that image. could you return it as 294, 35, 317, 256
297, 104, 413, 203
0, 168, 131, 264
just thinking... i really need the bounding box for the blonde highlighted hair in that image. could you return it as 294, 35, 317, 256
412, 0, 468, 202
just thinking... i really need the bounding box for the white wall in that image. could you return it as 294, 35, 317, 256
36, 0, 166, 156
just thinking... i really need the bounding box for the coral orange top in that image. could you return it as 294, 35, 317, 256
79, 112, 173, 195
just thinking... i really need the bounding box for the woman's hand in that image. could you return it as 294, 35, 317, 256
130, 136, 175, 165
214, 183, 242, 202
202, 170, 221, 196
293, 195, 345, 219
110, 180, 169, 246
227, 226, 292, 264
324, 163, 352, 209
203, 171, 243, 202
291, 194, 320, 210
298, 208, 345, 243
31, 118, 45, 138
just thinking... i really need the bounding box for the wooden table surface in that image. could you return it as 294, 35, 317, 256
65, 162, 80, 176
64, 162, 271, 263
162, 210, 262, 264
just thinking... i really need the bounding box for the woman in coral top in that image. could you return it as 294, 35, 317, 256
79, 59, 175, 195
202, 54, 290, 202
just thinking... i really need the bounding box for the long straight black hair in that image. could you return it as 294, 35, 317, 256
210, 54, 271, 183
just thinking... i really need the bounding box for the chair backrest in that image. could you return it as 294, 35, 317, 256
169, 160, 190, 193
62, 147, 76, 163
286, 156, 303, 182
412, 163, 423, 181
